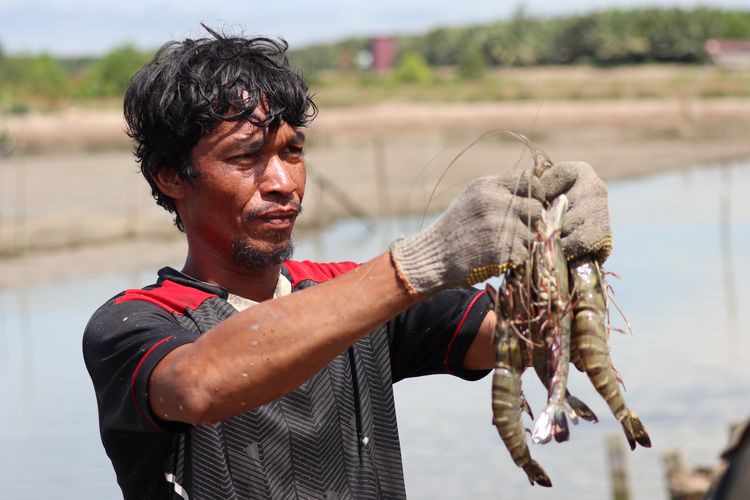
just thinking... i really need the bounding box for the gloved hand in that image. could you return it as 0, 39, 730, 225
537, 161, 612, 263
390, 173, 544, 298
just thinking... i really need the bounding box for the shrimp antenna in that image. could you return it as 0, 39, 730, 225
419, 129, 506, 228
405, 144, 454, 218
600, 266, 634, 336
504, 130, 553, 177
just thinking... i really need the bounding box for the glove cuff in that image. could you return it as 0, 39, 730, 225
389, 227, 447, 298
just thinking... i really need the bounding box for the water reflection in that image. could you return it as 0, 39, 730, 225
719, 165, 739, 363
296, 160, 750, 500
0, 290, 5, 364
19, 288, 33, 415
0, 160, 748, 499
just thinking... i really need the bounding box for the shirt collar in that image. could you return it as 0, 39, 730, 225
157, 267, 228, 299
157, 266, 292, 311
227, 273, 292, 312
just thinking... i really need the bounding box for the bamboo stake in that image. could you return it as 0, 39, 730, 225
607, 433, 630, 500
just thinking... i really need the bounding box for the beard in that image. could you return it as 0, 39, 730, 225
232, 200, 302, 269
232, 231, 295, 270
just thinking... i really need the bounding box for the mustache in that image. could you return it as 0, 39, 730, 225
248, 200, 303, 219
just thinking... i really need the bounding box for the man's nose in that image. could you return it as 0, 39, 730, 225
260, 155, 296, 196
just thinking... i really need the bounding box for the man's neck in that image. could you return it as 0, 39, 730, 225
182, 249, 282, 303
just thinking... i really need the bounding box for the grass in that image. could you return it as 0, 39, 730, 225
2, 64, 747, 115
309, 64, 750, 107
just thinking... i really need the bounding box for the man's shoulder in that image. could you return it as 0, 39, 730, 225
282, 260, 359, 288
84, 267, 226, 340
112, 279, 219, 315
82, 269, 221, 365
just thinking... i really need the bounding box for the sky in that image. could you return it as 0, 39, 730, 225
0, 0, 748, 56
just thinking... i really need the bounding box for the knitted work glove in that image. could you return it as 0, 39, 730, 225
390, 174, 544, 298
537, 161, 612, 263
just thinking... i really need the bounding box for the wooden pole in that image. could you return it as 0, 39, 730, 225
719, 165, 739, 363
14, 152, 27, 254
607, 433, 630, 500
371, 126, 391, 219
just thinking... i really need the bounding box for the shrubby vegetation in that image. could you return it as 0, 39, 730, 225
0, 7, 748, 111
313, 6, 750, 73
395, 52, 434, 84
0, 43, 153, 110
82, 45, 153, 97
458, 42, 488, 80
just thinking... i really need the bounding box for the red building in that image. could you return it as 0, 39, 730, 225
371, 37, 396, 72
704, 39, 750, 69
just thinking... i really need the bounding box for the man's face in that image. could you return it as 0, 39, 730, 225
180, 118, 306, 269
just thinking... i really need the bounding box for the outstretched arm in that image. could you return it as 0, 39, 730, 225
150, 252, 414, 425
150, 173, 545, 425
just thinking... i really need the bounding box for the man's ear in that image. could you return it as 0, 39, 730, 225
151, 166, 187, 200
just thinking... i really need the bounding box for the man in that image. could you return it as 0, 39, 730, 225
83, 27, 611, 499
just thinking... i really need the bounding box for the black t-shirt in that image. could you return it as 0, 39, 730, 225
83, 262, 491, 499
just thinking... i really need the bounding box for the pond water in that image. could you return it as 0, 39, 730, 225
0, 160, 748, 499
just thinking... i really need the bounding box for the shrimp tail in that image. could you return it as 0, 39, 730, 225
553, 407, 570, 443
621, 411, 652, 450
522, 460, 552, 487
532, 405, 569, 444
566, 394, 598, 423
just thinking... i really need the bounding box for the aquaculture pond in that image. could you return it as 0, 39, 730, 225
0, 160, 748, 499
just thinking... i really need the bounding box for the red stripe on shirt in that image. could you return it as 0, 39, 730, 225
130, 336, 174, 430
115, 280, 216, 315
283, 260, 359, 288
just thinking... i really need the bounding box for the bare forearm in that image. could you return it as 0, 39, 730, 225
150, 252, 416, 424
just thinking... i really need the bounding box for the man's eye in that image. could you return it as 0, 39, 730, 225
285, 146, 304, 157
231, 151, 261, 163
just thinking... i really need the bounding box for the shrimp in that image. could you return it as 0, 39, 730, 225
569, 257, 651, 450
486, 277, 552, 487
530, 195, 574, 444
503, 137, 597, 426
528, 309, 598, 425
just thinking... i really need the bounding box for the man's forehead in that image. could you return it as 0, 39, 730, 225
240, 89, 269, 119
232, 91, 305, 141
222, 121, 305, 143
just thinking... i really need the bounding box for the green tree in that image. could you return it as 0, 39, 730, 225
484, 14, 550, 66
2, 54, 68, 99
84, 44, 152, 97
395, 51, 433, 84
417, 27, 466, 65
721, 11, 750, 38
458, 42, 487, 80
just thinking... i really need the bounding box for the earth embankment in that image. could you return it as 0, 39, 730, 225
1, 97, 748, 287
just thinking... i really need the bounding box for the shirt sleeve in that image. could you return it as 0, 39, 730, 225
82, 297, 201, 434
388, 288, 492, 383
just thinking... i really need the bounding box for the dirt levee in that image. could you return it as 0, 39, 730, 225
1, 98, 749, 287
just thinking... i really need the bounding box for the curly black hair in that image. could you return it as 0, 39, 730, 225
124, 25, 317, 231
